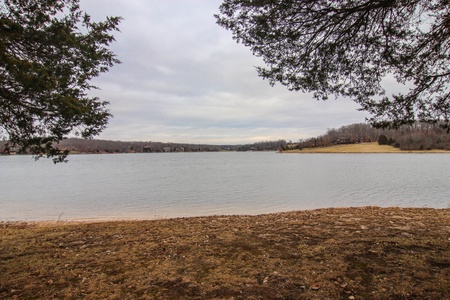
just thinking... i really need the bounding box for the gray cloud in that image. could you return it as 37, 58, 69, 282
80, 0, 370, 144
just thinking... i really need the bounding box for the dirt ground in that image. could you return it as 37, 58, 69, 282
284, 142, 450, 153
1, 206, 449, 299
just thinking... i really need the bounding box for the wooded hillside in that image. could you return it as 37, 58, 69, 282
290, 123, 450, 151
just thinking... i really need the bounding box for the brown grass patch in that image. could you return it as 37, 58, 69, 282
1, 207, 449, 299
285, 142, 450, 153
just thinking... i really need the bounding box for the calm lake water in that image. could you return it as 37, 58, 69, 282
1, 152, 449, 221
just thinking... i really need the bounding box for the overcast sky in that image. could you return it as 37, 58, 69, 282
79, 0, 371, 145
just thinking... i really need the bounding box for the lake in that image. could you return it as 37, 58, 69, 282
1, 152, 449, 221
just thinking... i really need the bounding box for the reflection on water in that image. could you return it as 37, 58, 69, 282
1, 152, 449, 221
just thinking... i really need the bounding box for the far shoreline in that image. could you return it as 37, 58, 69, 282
282, 142, 450, 154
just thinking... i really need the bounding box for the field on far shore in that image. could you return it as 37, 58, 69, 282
1, 207, 449, 299
284, 142, 450, 153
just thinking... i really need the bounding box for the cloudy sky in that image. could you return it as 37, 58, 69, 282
79, 0, 370, 145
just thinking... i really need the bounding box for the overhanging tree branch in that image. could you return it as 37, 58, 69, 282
216, 0, 449, 130
0, 0, 121, 162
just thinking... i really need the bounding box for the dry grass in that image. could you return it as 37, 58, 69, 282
284, 142, 450, 153
1, 207, 449, 299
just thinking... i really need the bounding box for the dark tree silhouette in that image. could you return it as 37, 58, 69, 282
1, 0, 121, 162
378, 134, 389, 145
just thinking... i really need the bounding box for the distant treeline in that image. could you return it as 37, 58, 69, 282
0, 138, 237, 154
1, 122, 449, 155
57, 139, 240, 154
289, 122, 450, 151
235, 140, 288, 152
48, 139, 288, 154
376, 123, 450, 151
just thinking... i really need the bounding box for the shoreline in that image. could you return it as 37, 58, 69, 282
2, 142, 449, 158
2, 205, 449, 227
282, 142, 450, 153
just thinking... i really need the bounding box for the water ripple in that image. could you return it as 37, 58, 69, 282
1, 152, 449, 221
